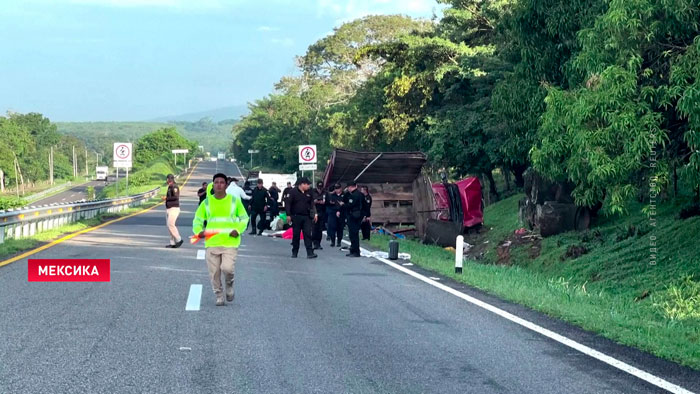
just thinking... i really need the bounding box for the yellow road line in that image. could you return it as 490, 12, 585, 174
0, 163, 199, 268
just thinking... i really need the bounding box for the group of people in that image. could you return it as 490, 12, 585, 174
287, 178, 373, 259
164, 172, 373, 307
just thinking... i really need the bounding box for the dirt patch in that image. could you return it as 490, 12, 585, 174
490, 229, 541, 265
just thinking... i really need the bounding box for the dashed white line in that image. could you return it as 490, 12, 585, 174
196, 250, 205, 260
185, 284, 203, 311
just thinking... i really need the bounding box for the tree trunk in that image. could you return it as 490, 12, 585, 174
673, 164, 678, 198
503, 167, 511, 191
486, 169, 500, 202
512, 164, 526, 188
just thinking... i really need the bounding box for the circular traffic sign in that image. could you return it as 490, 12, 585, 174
300, 146, 316, 162
115, 144, 131, 159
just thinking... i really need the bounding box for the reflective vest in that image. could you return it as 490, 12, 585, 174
192, 193, 249, 248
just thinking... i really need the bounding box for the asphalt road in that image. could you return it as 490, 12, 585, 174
1, 160, 698, 394
30, 180, 107, 206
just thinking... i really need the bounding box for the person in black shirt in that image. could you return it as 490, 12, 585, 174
269, 182, 281, 219
311, 181, 327, 250
285, 177, 318, 259
249, 179, 270, 235
197, 182, 207, 204
343, 181, 363, 257
326, 183, 345, 247
360, 186, 372, 240
164, 174, 183, 248
281, 181, 293, 210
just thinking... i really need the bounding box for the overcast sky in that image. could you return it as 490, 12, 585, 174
0, 0, 442, 121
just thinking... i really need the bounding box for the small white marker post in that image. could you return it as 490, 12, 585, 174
455, 235, 464, 274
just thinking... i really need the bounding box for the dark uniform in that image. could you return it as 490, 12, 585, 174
311, 186, 326, 249
285, 185, 317, 258
249, 186, 270, 235
343, 187, 364, 257
326, 190, 345, 247
282, 185, 293, 209
269, 186, 281, 218
361, 192, 372, 240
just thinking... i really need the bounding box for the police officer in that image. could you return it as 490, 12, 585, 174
249, 179, 270, 235
311, 181, 326, 250
281, 181, 293, 209
343, 181, 363, 257
360, 185, 372, 240
285, 177, 318, 259
326, 183, 345, 247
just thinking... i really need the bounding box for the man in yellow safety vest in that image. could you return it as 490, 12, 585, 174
192, 173, 250, 306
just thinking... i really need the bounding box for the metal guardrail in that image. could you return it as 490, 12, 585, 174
23, 182, 73, 203
0, 187, 160, 244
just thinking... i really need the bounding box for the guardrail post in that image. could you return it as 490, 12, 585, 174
23, 223, 30, 239
29, 222, 36, 237
0, 226, 5, 244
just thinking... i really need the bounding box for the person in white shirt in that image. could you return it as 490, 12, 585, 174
226, 177, 252, 202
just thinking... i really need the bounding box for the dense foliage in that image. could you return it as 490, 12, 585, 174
234, 1, 700, 212
0, 112, 88, 187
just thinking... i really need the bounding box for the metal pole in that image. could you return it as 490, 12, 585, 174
85, 148, 88, 176
354, 153, 382, 182
250, 152, 253, 169
455, 235, 464, 274
126, 167, 129, 196
116, 167, 119, 197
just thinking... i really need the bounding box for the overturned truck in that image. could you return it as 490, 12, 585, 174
321, 149, 429, 228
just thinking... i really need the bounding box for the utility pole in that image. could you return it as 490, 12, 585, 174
85, 148, 88, 176
49, 146, 54, 185
72, 146, 76, 178
14, 158, 19, 199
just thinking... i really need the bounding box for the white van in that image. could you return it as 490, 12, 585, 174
96, 166, 108, 181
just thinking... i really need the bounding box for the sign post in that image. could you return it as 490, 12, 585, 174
298, 145, 317, 184
172, 149, 189, 169
248, 149, 260, 169
113, 143, 133, 196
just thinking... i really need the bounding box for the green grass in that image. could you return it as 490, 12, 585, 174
365, 194, 700, 370
0, 199, 163, 261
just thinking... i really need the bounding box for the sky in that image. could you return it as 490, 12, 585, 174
0, 0, 442, 122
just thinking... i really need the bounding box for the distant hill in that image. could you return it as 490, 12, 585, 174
57, 120, 236, 156
149, 105, 249, 123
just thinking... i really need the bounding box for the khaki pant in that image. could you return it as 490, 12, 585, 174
206, 247, 238, 296
166, 207, 181, 245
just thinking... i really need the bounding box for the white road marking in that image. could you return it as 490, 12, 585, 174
185, 284, 203, 311
179, 347, 192, 351
429, 277, 441, 281
61, 198, 66, 201
402, 263, 414, 266
196, 250, 205, 260
343, 239, 694, 394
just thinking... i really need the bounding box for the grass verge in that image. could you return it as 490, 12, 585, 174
365, 194, 700, 370
0, 199, 163, 262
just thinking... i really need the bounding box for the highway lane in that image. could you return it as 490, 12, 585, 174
1, 160, 698, 393
30, 180, 107, 206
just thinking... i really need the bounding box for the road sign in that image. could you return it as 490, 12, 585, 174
171, 149, 189, 154
248, 149, 260, 154
299, 163, 317, 171
113, 143, 132, 168
299, 145, 317, 163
